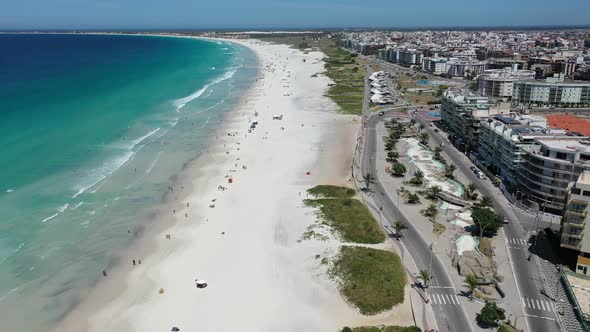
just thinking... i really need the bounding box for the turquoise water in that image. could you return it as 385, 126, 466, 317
0, 34, 257, 331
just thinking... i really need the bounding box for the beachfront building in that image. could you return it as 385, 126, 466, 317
422, 57, 448, 75
441, 89, 509, 153
395, 49, 423, 67
446, 58, 488, 78
477, 67, 536, 99
478, 114, 551, 192
517, 137, 590, 214
512, 74, 590, 108
561, 171, 590, 275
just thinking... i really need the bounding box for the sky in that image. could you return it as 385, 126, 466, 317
1, 0, 589, 30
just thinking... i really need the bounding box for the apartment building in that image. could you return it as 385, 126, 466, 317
478, 114, 551, 191
517, 137, 590, 213
477, 67, 536, 99
512, 74, 590, 108
441, 89, 509, 153
561, 171, 590, 275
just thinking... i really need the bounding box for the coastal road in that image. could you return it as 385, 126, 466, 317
359, 113, 474, 332
413, 113, 566, 332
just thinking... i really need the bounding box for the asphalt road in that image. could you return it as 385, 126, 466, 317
360, 114, 474, 332
412, 112, 562, 332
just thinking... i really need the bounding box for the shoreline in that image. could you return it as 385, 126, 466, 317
52, 36, 411, 332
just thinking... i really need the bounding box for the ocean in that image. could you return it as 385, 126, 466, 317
0, 33, 257, 331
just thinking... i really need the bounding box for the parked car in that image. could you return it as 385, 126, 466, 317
440, 143, 445, 147
470, 166, 477, 172
378, 111, 384, 116
434, 129, 439, 133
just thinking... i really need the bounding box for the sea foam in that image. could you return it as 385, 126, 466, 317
72, 128, 161, 198
173, 66, 238, 110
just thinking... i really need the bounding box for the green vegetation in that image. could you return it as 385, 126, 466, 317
391, 163, 407, 177
307, 185, 356, 198
320, 40, 365, 115
421, 203, 438, 220
444, 164, 456, 179
330, 246, 406, 315
419, 132, 430, 145
462, 182, 479, 200
475, 196, 493, 209
406, 192, 421, 204
305, 187, 385, 244
341, 326, 420, 332
363, 172, 376, 192
433, 222, 446, 236
393, 221, 408, 239
419, 269, 431, 288
472, 208, 503, 238
465, 274, 479, 300
477, 301, 506, 328
428, 185, 441, 200
258, 35, 365, 114
409, 169, 425, 186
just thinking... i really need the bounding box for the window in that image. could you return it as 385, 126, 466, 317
584, 191, 590, 197
572, 188, 582, 195
556, 152, 567, 160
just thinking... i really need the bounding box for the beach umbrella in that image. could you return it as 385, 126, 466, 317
171, 327, 180, 331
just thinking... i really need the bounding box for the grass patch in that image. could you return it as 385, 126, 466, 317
433, 222, 447, 236
478, 237, 494, 258
342, 326, 420, 332
307, 185, 356, 198
304, 198, 385, 244
331, 246, 406, 315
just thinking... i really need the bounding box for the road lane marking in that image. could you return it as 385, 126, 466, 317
524, 313, 556, 321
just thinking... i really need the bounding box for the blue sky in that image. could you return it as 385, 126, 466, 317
2, 0, 589, 30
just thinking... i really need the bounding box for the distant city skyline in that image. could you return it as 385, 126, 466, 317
2, 0, 590, 30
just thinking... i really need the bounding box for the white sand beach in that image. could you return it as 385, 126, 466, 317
53, 39, 414, 332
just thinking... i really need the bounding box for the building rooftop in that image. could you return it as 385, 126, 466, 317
536, 137, 590, 152
546, 115, 590, 137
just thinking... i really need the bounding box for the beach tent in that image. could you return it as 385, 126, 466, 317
196, 279, 208, 288
171, 327, 180, 331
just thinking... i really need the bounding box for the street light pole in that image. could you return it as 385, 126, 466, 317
429, 242, 434, 276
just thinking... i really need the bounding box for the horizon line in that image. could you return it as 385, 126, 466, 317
2, 24, 590, 33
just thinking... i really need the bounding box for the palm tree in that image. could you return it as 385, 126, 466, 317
433, 146, 443, 160
414, 169, 424, 180
422, 203, 438, 221
463, 182, 478, 200
392, 163, 407, 177
419, 123, 425, 132
363, 172, 375, 192
429, 185, 441, 199
419, 269, 431, 288
393, 220, 408, 239
477, 196, 492, 209
419, 132, 429, 145
465, 274, 479, 301
444, 164, 456, 179
411, 169, 425, 186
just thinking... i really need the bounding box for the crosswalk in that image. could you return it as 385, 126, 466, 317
507, 238, 529, 246
430, 292, 461, 305
522, 297, 555, 313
